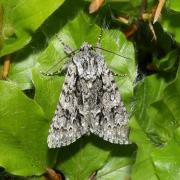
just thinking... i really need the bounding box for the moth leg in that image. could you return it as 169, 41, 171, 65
56, 34, 73, 55
41, 63, 69, 76
41, 70, 62, 76
111, 70, 128, 77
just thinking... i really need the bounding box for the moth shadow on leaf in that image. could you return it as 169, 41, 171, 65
51, 134, 136, 165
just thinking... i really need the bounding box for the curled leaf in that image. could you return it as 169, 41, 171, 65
89, 0, 105, 14
1, 54, 11, 80
116, 16, 130, 25
153, 0, 166, 24
46, 168, 62, 180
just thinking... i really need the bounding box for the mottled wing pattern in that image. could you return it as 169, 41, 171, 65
47, 42, 130, 148
47, 61, 89, 148
91, 61, 130, 144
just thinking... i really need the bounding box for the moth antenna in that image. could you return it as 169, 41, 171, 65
55, 34, 73, 55
95, 46, 131, 60
41, 49, 79, 75
96, 28, 103, 47
96, 29, 103, 54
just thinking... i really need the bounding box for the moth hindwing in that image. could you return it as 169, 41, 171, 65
47, 42, 130, 148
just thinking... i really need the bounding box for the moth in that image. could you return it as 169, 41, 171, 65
43, 34, 130, 148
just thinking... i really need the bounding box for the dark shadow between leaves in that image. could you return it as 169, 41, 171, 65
53, 134, 136, 165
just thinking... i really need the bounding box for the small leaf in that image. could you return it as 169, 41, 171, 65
154, 49, 178, 72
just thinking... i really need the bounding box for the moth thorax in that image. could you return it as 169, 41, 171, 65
80, 42, 92, 51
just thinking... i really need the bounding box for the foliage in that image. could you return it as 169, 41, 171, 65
0, 0, 179, 179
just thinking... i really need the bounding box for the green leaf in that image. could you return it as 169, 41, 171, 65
0, 81, 50, 176
154, 49, 178, 72
167, 0, 180, 12
0, 32, 46, 90
145, 101, 177, 144
32, 11, 136, 179
97, 160, 131, 180
163, 67, 180, 124
134, 74, 172, 126
56, 136, 110, 180
0, 0, 65, 57
152, 140, 180, 180
96, 145, 135, 180
56, 138, 135, 180
130, 118, 159, 180
130, 68, 180, 179
161, 9, 180, 43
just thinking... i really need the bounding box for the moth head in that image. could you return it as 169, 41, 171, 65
74, 42, 103, 82
80, 42, 93, 51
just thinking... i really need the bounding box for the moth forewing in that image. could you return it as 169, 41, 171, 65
47, 42, 130, 148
